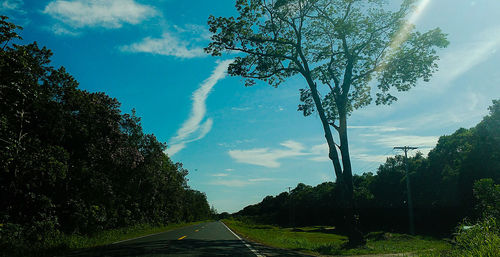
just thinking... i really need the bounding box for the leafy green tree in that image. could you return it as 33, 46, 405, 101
473, 179, 500, 220
1, 16, 212, 255
206, 0, 448, 243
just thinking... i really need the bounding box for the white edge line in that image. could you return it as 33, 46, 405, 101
220, 221, 265, 257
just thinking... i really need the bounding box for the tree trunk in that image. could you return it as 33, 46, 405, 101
306, 79, 343, 181
339, 111, 365, 246
305, 77, 364, 245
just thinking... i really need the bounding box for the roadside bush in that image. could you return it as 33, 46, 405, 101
473, 178, 500, 220
453, 217, 499, 257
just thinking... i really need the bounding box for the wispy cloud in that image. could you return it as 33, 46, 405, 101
120, 32, 206, 58
358, 134, 439, 156
352, 153, 392, 163
248, 178, 275, 182
51, 23, 80, 36
43, 0, 157, 35
308, 143, 394, 163
218, 139, 255, 148
309, 143, 330, 162
436, 26, 500, 85
228, 140, 332, 165
209, 177, 275, 187
349, 125, 405, 132
211, 173, 229, 177
228, 140, 309, 168
172, 24, 211, 41
1, 0, 23, 11
120, 23, 210, 58
226, 127, 437, 168
166, 60, 233, 156
209, 179, 250, 187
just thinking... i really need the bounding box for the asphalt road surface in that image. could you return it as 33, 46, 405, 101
63, 221, 311, 257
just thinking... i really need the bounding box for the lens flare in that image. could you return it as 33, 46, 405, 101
390, 0, 432, 51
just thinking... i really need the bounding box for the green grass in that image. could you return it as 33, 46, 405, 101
52, 221, 205, 249
223, 219, 452, 256
420, 217, 500, 257
4, 221, 207, 257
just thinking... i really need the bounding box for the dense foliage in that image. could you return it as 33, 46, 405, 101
0, 16, 212, 253
235, 100, 500, 235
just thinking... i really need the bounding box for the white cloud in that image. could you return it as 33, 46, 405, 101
43, 0, 157, 34
1, 0, 27, 17
1, 0, 22, 10
224, 168, 234, 172
211, 173, 229, 177
173, 23, 211, 41
248, 178, 275, 182
120, 32, 206, 58
356, 134, 438, 156
228, 141, 332, 165
436, 26, 500, 86
349, 125, 405, 132
307, 131, 437, 164
209, 179, 250, 187
228, 140, 309, 168
209, 177, 275, 187
51, 23, 81, 36
218, 139, 256, 148
166, 143, 186, 157
368, 134, 439, 148
352, 153, 392, 163
166, 60, 233, 156
309, 143, 330, 162
226, 134, 434, 168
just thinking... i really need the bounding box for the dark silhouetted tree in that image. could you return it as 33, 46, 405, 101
206, 0, 448, 244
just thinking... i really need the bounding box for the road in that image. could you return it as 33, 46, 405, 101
63, 221, 310, 257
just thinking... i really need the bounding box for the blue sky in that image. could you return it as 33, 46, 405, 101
3, 0, 500, 213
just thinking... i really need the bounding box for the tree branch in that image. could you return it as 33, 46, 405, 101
351, 43, 389, 82
227, 46, 295, 61
329, 122, 340, 132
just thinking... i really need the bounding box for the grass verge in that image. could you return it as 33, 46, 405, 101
4, 221, 207, 257
223, 219, 451, 256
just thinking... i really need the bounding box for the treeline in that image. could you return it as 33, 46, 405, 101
0, 16, 212, 250
235, 100, 500, 235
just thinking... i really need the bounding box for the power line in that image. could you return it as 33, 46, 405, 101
394, 146, 418, 235
355, 148, 395, 174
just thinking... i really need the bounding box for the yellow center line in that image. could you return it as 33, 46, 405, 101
178, 235, 187, 240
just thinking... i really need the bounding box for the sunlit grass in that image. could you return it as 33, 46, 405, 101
223, 219, 451, 256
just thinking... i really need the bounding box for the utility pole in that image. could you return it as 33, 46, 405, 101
287, 187, 294, 228
394, 146, 418, 235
